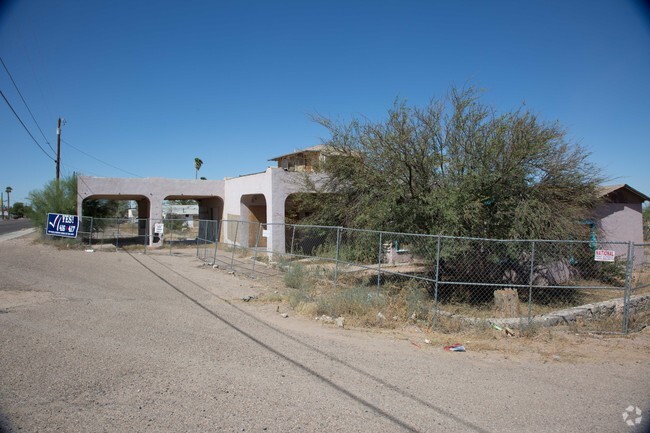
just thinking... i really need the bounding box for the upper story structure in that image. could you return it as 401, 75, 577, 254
268, 144, 327, 173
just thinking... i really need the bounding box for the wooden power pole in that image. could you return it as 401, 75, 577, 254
56, 117, 62, 181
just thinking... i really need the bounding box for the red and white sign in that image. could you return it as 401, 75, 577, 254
594, 249, 615, 262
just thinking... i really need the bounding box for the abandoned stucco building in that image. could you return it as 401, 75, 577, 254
76, 146, 325, 250
77, 146, 648, 257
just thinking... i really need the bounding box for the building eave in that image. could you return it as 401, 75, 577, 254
599, 184, 650, 202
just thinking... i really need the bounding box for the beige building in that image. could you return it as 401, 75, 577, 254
77, 147, 325, 249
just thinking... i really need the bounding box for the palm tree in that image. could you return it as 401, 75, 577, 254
194, 158, 203, 180
5, 186, 12, 219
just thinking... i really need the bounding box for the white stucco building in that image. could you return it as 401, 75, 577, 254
77, 146, 325, 250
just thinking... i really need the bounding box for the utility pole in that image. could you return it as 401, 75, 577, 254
56, 117, 62, 181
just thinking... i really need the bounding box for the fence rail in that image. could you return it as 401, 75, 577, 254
46, 217, 649, 333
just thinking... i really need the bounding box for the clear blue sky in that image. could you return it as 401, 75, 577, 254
1, 0, 649, 205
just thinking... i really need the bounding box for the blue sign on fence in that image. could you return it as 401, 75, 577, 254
46, 213, 79, 238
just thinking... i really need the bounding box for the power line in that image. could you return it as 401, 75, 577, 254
0, 55, 56, 154
0, 88, 56, 161
60, 161, 101, 178
62, 139, 143, 178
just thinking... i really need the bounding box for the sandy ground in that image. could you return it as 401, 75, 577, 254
1, 234, 649, 432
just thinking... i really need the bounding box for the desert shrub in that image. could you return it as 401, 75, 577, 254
283, 263, 311, 290
316, 285, 385, 318
287, 288, 314, 309
164, 214, 187, 231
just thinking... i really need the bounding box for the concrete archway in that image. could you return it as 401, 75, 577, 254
240, 194, 267, 247
77, 176, 225, 246
81, 194, 151, 238
163, 195, 224, 243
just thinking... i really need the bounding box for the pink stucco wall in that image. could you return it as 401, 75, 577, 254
595, 202, 644, 265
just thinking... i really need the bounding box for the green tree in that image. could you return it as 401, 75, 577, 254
82, 199, 129, 219
10, 202, 30, 218
27, 175, 127, 230
302, 86, 603, 241
168, 199, 197, 205
27, 176, 77, 229
194, 157, 203, 180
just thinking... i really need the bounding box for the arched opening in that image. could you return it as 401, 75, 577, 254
284, 193, 318, 224
240, 194, 267, 247
162, 195, 224, 246
81, 195, 150, 246
284, 193, 323, 255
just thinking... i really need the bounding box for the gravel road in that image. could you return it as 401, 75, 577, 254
1, 235, 648, 432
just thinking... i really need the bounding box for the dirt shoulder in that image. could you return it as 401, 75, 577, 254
1, 235, 649, 433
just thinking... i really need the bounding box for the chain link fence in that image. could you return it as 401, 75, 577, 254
44, 216, 649, 333
208, 223, 645, 333
77, 217, 148, 252
630, 240, 650, 332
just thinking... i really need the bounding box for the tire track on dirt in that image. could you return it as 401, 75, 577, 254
127, 251, 491, 433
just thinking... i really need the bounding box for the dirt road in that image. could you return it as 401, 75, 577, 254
1, 235, 648, 432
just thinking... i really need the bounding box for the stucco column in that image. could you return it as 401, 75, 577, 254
148, 193, 163, 246
267, 169, 288, 254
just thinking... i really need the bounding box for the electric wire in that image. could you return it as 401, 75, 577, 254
18, 12, 55, 122
0, 55, 56, 154
60, 161, 102, 178
0, 88, 56, 161
62, 139, 143, 178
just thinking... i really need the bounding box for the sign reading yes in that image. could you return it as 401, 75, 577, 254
46, 213, 79, 238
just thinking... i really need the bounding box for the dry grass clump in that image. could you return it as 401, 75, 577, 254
270, 260, 649, 336
280, 264, 438, 328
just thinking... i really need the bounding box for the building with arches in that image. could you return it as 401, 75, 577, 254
76, 146, 325, 251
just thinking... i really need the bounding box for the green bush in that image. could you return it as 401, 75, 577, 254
316, 286, 385, 318
283, 263, 310, 290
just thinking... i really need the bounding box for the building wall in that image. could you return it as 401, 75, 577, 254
221, 167, 324, 252
595, 202, 645, 264
77, 176, 225, 246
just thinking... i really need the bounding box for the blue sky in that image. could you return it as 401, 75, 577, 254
1, 0, 649, 205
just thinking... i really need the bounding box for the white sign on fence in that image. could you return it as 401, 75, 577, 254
154, 223, 164, 234
262, 229, 270, 238
594, 249, 615, 262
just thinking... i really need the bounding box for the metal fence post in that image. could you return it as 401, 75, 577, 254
212, 220, 219, 265
88, 217, 94, 248
376, 232, 383, 293
290, 225, 296, 257
527, 241, 536, 324
201, 220, 206, 260
196, 219, 201, 258
169, 220, 173, 256
231, 221, 239, 270
432, 235, 441, 326
623, 241, 634, 333
334, 227, 342, 288
251, 222, 262, 277
115, 217, 120, 251
144, 219, 148, 254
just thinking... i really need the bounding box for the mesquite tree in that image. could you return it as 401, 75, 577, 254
300, 86, 603, 241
